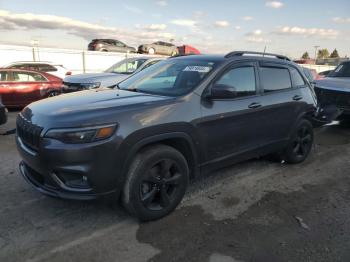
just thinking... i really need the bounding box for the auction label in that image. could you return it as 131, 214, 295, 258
183, 66, 211, 73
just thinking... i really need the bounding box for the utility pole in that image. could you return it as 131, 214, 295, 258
314, 45, 320, 63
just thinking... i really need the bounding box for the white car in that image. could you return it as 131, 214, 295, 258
62, 57, 165, 93
4, 61, 71, 79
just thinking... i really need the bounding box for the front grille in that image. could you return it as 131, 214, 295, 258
16, 114, 43, 150
315, 87, 350, 110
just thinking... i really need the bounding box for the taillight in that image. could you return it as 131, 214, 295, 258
65, 71, 72, 76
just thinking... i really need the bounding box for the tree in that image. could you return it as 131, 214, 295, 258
330, 49, 340, 58
301, 52, 310, 59
317, 49, 330, 59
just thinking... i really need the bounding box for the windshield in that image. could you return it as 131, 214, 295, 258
118, 59, 218, 96
105, 58, 147, 74
328, 62, 350, 77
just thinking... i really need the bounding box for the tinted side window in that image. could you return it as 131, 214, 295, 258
215, 66, 256, 97
38, 64, 57, 72
13, 72, 46, 82
260, 67, 291, 92
0, 72, 9, 81
290, 67, 305, 87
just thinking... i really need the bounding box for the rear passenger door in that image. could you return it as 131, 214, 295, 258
257, 62, 306, 147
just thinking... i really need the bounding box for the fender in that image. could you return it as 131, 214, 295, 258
287, 107, 316, 139
119, 131, 200, 184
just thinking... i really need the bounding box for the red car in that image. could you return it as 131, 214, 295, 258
177, 45, 201, 55
0, 69, 62, 108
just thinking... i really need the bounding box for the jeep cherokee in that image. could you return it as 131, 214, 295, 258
16, 51, 317, 221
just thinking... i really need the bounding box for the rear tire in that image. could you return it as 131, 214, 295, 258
122, 144, 189, 221
282, 119, 314, 164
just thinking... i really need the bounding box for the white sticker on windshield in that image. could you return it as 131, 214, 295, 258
335, 65, 343, 73
183, 66, 211, 73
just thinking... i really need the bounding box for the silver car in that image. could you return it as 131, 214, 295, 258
138, 41, 178, 56
62, 57, 164, 93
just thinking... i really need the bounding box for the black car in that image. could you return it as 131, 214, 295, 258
16, 51, 317, 221
88, 39, 136, 53
315, 61, 350, 121
0, 96, 7, 125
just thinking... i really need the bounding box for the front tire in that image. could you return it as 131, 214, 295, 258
48, 91, 60, 97
282, 119, 314, 164
122, 145, 189, 221
148, 48, 155, 55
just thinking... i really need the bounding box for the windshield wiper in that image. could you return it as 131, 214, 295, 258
127, 87, 139, 92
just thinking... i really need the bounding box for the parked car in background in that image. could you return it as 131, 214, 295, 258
319, 70, 333, 78
0, 69, 62, 108
177, 45, 201, 56
0, 96, 7, 125
5, 61, 71, 79
17, 51, 317, 221
88, 39, 136, 53
62, 57, 164, 93
315, 61, 350, 121
302, 67, 318, 82
138, 41, 178, 56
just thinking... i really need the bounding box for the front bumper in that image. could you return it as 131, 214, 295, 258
19, 162, 109, 200
314, 86, 350, 116
16, 133, 123, 200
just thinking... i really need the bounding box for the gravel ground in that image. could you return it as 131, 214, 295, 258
1, 111, 350, 262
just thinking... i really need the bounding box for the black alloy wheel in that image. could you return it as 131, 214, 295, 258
292, 125, 312, 158
283, 119, 314, 164
122, 145, 189, 221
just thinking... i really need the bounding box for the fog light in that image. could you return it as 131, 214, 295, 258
52, 172, 92, 192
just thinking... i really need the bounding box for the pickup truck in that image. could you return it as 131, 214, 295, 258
314, 61, 350, 121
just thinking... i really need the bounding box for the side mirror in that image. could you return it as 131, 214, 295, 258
209, 84, 237, 99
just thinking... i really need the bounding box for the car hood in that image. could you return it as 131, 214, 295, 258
22, 89, 173, 128
315, 77, 350, 93
64, 73, 129, 86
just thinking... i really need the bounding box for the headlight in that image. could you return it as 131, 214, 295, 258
45, 124, 117, 144
81, 82, 101, 89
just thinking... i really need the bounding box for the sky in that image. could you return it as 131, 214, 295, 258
0, 0, 349, 58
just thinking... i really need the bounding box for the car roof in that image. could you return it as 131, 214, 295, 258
170, 53, 296, 66
128, 56, 165, 61
0, 68, 48, 74
6, 61, 63, 66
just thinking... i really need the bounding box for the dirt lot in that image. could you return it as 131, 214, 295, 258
1, 111, 350, 262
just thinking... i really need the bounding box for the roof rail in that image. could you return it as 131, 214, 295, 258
225, 51, 291, 61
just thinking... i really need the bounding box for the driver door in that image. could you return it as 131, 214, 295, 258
198, 62, 264, 163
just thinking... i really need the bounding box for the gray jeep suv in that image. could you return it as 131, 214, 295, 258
16, 51, 318, 221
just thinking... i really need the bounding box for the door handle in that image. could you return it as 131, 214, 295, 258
248, 102, 262, 109
293, 95, 303, 101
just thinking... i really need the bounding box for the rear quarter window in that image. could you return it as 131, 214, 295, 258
38, 64, 57, 72
290, 67, 306, 87
260, 67, 292, 92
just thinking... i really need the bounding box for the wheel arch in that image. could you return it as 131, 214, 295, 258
121, 132, 200, 182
